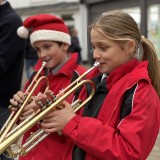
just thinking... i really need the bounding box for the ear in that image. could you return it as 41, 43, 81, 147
127, 40, 136, 55
62, 43, 69, 51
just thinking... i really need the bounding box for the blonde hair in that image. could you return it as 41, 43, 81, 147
90, 10, 160, 96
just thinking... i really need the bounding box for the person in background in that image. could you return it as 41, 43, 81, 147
0, 0, 24, 160
10, 14, 86, 160
68, 28, 82, 64
24, 38, 38, 79
36, 10, 160, 160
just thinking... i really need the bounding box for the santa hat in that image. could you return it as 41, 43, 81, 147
17, 14, 71, 45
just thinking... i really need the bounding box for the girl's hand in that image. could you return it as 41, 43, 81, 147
41, 101, 76, 133
35, 90, 76, 133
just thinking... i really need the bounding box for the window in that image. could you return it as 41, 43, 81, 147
148, 5, 160, 59
122, 7, 141, 27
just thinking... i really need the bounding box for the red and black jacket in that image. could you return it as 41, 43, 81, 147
20, 53, 87, 160
62, 59, 160, 160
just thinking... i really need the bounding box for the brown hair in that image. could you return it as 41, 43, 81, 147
90, 10, 160, 96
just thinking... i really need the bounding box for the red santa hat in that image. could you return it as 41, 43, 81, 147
17, 14, 71, 45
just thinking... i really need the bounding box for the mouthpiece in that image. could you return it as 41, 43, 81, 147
93, 61, 100, 68
42, 61, 47, 67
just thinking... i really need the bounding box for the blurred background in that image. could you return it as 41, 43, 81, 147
9, 0, 160, 65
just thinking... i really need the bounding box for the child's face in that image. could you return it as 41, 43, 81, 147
33, 40, 68, 69
91, 29, 131, 74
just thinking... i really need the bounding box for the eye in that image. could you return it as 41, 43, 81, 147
44, 44, 52, 50
99, 45, 108, 51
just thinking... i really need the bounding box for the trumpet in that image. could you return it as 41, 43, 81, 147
0, 61, 100, 158
0, 61, 47, 143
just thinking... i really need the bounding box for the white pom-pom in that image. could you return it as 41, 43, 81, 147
17, 26, 29, 39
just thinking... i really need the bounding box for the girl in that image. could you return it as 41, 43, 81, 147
37, 10, 160, 160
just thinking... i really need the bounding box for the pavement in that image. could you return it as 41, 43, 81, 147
18, 64, 160, 160
148, 133, 160, 160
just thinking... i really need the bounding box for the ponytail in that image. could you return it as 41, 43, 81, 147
141, 37, 160, 97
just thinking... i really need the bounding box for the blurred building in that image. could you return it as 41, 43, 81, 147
80, 0, 160, 62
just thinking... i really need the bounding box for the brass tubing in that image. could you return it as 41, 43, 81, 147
0, 79, 95, 155
58, 61, 99, 95
0, 76, 47, 143
21, 98, 91, 154
0, 61, 99, 157
0, 62, 47, 143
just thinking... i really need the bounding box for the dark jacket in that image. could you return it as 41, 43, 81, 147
24, 38, 38, 59
0, 1, 24, 108
68, 36, 81, 53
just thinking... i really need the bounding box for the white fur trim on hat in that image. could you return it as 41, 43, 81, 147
30, 30, 71, 45
17, 26, 29, 39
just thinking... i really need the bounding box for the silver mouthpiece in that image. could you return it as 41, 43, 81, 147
93, 61, 100, 68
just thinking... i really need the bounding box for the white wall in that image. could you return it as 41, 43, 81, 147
8, 0, 79, 8
78, 4, 88, 61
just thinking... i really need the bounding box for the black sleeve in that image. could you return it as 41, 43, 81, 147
0, 15, 24, 75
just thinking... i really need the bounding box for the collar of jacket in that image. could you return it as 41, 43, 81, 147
106, 58, 150, 91
85, 58, 150, 91
34, 53, 78, 79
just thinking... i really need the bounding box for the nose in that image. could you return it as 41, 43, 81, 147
38, 49, 47, 59
93, 49, 101, 60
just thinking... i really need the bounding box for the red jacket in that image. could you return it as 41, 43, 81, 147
19, 53, 86, 160
62, 59, 160, 160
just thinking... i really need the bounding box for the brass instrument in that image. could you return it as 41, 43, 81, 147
0, 61, 47, 156
0, 61, 100, 158
0, 61, 47, 142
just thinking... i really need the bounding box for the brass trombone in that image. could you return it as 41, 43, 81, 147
0, 61, 100, 158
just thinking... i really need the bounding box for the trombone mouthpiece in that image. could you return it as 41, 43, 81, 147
42, 61, 47, 67
93, 61, 100, 68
